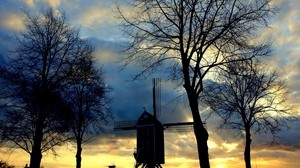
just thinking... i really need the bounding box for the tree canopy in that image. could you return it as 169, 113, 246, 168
200, 60, 295, 168
118, 1, 274, 167
0, 6, 98, 168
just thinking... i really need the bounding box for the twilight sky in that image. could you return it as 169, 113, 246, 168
0, 0, 300, 168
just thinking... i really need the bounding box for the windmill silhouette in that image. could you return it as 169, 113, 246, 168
114, 79, 198, 168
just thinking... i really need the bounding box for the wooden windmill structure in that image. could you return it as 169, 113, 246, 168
114, 79, 195, 168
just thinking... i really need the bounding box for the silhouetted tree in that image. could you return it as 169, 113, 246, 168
201, 61, 295, 168
65, 56, 111, 168
0, 7, 94, 168
118, 1, 274, 167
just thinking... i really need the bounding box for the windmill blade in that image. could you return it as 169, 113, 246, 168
114, 120, 138, 131
153, 78, 161, 118
163, 122, 194, 132
164, 125, 194, 132
156, 78, 161, 117
163, 122, 206, 132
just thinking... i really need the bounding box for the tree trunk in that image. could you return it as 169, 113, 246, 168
185, 85, 210, 168
76, 140, 82, 168
30, 126, 43, 168
30, 149, 42, 168
244, 128, 252, 168
195, 123, 210, 168
30, 88, 47, 168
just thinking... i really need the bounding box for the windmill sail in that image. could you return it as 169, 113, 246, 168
114, 120, 137, 130
152, 78, 161, 118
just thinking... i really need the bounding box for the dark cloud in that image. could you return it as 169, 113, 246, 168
251, 120, 300, 150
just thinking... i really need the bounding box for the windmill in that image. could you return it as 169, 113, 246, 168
114, 79, 196, 168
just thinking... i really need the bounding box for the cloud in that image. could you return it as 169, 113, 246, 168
0, 14, 25, 31
23, 0, 35, 7
66, 1, 122, 40
165, 132, 198, 159
92, 42, 192, 123
44, 0, 61, 8
0, 3, 25, 55
78, 6, 114, 28
257, 0, 300, 111
25, 0, 62, 8
0, 4, 25, 32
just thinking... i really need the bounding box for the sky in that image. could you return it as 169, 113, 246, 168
0, 0, 300, 168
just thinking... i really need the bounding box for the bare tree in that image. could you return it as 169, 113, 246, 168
118, 0, 274, 167
64, 56, 111, 168
0, 7, 94, 168
201, 60, 295, 168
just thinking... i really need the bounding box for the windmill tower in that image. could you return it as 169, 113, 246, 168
114, 79, 195, 168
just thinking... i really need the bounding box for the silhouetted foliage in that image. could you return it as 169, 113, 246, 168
200, 60, 295, 168
0, 6, 94, 168
0, 161, 15, 168
118, 1, 274, 167
64, 54, 111, 168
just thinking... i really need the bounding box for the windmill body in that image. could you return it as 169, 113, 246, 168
114, 110, 165, 168
114, 79, 195, 168
135, 111, 165, 167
